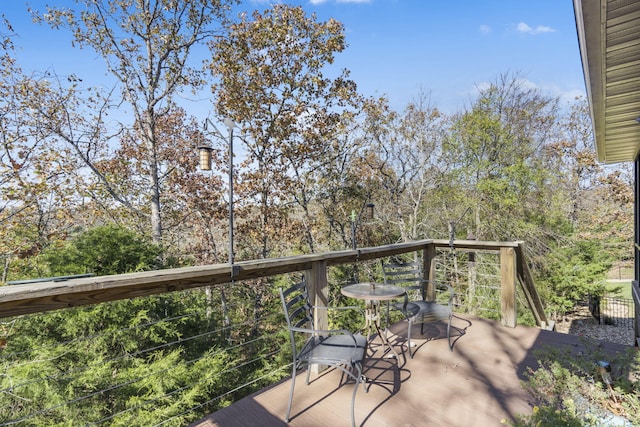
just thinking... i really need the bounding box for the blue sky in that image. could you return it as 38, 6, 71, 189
3, 0, 585, 114
292, 0, 584, 112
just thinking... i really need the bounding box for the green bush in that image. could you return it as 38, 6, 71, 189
41, 224, 163, 276
535, 240, 610, 319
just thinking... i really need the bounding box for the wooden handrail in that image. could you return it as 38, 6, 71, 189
0, 240, 435, 318
430, 239, 521, 251
0, 239, 550, 331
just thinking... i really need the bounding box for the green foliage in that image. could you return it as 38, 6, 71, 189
40, 225, 162, 276
0, 288, 255, 426
0, 222, 246, 425
535, 240, 610, 317
512, 342, 640, 427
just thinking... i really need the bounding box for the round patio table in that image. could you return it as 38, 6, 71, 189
341, 283, 406, 359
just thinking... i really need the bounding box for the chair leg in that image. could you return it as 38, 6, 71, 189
447, 315, 453, 351
350, 364, 362, 427
407, 320, 413, 359
285, 365, 297, 422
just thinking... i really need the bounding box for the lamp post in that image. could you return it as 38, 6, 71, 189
350, 203, 374, 283
198, 117, 236, 269
223, 118, 235, 266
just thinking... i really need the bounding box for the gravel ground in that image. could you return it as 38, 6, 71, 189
554, 304, 635, 346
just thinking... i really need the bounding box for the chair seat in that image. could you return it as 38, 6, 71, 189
391, 300, 451, 322
299, 334, 367, 364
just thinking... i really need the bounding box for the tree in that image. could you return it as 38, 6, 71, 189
312, 97, 388, 251
92, 107, 229, 261
538, 97, 633, 314
360, 90, 449, 243
0, 18, 83, 281
208, 4, 362, 258
1, 225, 232, 426
442, 72, 563, 247
32, 0, 235, 246
550, 97, 633, 243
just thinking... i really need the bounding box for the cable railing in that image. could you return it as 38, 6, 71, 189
0, 282, 291, 426
0, 239, 548, 425
428, 247, 534, 322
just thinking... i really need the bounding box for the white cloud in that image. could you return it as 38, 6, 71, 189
516, 77, 538, 91
309, 0, 328, 4
516, 22, 556, 35
559, 88, 586, 105
476, 81, 491, 93
479, 24, 491, 34
541, 85, 586, 106
468, 79, 586, 111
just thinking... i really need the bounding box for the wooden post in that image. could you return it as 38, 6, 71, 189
514, 243, 549, 328
306, 260, 329, 331
423, 243, 437, 301
305, 260, 329, 373
500, 247, 517, 327
467, 234, 477, 301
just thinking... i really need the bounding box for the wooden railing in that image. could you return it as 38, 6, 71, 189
0, 239, 553, 425
430, 239, 550, 329
0, 239, 549, 330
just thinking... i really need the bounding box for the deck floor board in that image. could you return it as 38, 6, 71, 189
192, 314, 630, 427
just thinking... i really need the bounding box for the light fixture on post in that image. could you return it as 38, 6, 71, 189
198, 145, 213, 171
365, 203, 375, 221
197, 117, 237, 275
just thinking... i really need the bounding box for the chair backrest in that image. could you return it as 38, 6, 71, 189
382, 261, 425, 300
280, 279, 314, 332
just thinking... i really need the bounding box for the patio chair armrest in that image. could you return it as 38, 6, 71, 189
401, 292, 410, 310
423, 280, 455, 306
312, 305, 364, 314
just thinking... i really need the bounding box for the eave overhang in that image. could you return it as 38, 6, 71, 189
574, 0, 640, 164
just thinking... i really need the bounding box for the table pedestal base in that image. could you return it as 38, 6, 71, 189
364, 300, 399, 359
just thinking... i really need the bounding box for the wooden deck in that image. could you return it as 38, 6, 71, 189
192, 314, 631, 427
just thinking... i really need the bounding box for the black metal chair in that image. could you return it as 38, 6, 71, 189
382, 260, 454, 358
279, 280, 368, 427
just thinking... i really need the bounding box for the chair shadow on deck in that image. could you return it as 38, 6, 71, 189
359, 345, 410, 426
282, 325, 426, 426
354, 316, 472, 424
275, 354, 410, 426
385, 315, 472, 365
